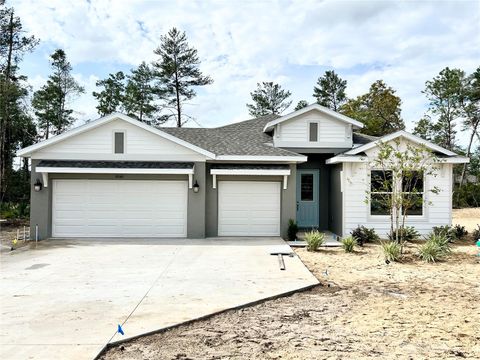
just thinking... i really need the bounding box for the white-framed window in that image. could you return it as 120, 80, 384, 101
113, 131, 126, 154
370, 170, 424, 216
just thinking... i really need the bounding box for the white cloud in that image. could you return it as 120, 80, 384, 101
10, 0, 480, 145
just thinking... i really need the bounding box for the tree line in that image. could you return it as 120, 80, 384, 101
0, 0, 478, 212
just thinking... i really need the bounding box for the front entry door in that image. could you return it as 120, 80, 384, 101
296, 170, 319, 228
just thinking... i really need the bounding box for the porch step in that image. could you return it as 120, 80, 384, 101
288, 231, 342, 248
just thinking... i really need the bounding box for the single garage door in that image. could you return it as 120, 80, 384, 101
218, 181, 281, 236
52, 179, 188, 237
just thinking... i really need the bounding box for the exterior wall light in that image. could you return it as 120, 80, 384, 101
193, 180, 200, 193
34, 178, 43, 192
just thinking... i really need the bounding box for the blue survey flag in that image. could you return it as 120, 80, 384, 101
117, 324, 124, 335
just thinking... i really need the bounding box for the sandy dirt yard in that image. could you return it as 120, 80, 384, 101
0, 222, 30, 252
452, 208, 480, 232
101, 236, 479, 360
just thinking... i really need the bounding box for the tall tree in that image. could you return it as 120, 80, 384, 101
459, 67, 480, 185
423, 67, 465, 151
92, 71, 125, 116
0, 1, 39, 200
152, 27, 213, 127
246, 82, 292, 117
294, 100, 309, 111
313, 70, 347, 111
413, 116, 436, 141
340, 80, 405, 137
124, 62, 158, 124
33, 49, 84, 138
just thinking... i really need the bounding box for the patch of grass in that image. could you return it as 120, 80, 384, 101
305, 230, 325, 252
341, 236, 356, 253
381, 241, 402, 262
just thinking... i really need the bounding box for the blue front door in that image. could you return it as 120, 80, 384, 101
296, 170, 319, 228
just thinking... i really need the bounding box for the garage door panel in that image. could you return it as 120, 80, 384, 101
218, 181, 280, 236
52, 180, 187, 237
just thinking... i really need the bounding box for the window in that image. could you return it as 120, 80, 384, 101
300, 174, 314, 201
370, 170, 424, 216
402, 171, 424, 216
114, 132, 125, 154
370, 170, 392, 216
309, 123, 318, 142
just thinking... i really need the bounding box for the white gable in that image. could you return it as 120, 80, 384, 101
30, 118, 206, 161
273, 109, 354, 148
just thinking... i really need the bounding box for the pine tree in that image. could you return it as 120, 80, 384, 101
33, 49, 84, 138
313, 70, 347, 111
124, 62, 158, 124
0, 2, 39, 200
93, 71, 125, 116
246, 82, 292, 117
294, 100, 309, 111
152, 28, 213, 127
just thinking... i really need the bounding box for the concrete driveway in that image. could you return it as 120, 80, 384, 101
0, 238, 318, 360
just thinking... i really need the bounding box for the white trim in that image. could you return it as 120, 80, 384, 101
17, 113, 216, 158
42, 173, 49, 188
344, 130, 458, 157
214, 155, 307, 162
188, 174, 193, 188
263, 103, 364, 132
283, 175, 288, 190
326, 155, 368, 164
438, 156, 470, 164
36, 167, 194, 175
210, 169, 291, 176
212, 174, 217, 189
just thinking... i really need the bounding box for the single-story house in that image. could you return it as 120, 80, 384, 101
17, 104, 469, 240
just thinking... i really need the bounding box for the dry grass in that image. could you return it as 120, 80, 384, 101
452, 207, 480, 232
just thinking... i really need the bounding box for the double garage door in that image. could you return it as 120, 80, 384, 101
52, 180, 188, 237
52, 179, 281, 238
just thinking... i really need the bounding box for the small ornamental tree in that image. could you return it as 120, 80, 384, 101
366, 139, 441, 242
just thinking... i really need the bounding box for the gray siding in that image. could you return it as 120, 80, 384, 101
329, 163, 343, 236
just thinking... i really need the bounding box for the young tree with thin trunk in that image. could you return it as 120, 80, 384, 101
246, 82, 292, 117
152, 27, 213, 127
313, 70, 347, 111
33, 49, 84, 138
367, 139, 440, 243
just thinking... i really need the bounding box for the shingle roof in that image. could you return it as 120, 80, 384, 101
210, 164, 289, 170
160, 114, 303, 157
353, 132, 378, 144
37, 160, 194, 169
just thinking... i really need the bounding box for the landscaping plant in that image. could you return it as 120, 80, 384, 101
287, 219, 299, 241
472, 225, 480, 242
341, 236, 356, 253
426, 233, 451, 255
432, 225, 457, 242
381, 241, 402, 262
418, 233, 450, 262
305, 230, 325, 252
350, 225, 379, 246
387, 226, 420, 242
453, 224, 468, 240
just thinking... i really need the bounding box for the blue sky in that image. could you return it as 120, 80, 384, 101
11, 0, 480, 144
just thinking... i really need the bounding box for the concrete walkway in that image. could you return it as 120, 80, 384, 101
0, 238, 318, 360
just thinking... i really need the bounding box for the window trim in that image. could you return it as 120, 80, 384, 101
369, 169, 426, 218
113, 130, 126, 154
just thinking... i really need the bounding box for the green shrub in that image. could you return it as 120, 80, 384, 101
453, 224, 468, 240
432, 225, 457, 242
388, 226, 420, 242
472, 225, 480, 241
453, 183, 480, 208
418, 240, 444, 263
0, 202, 29, 219
305, 230, 325, 252
287, 219, 298, 241
381, 241, 402, 262
350, 225, 379, 246
341, 236, 356, 253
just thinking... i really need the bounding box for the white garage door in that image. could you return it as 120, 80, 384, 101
52, 179, 188, 237
218, 181, 281, 236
